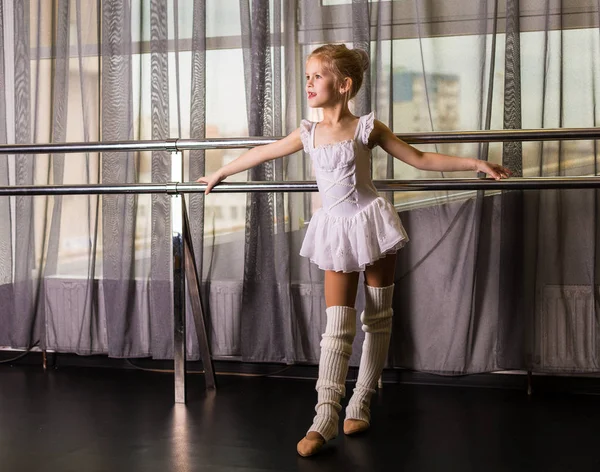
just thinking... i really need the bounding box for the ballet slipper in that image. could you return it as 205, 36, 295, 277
297, 431, 326, 457
343, 418, 370, 435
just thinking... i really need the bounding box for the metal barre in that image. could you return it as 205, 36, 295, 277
3, 129, 600, 405
1, 127, 600, 154
3, 177, 600, 196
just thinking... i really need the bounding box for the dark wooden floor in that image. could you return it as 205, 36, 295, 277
1, 365, 600, 472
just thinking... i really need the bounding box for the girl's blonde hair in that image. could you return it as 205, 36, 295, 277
308, 44, 369, 99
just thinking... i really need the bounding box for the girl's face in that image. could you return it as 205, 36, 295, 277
305, 57, 339, 108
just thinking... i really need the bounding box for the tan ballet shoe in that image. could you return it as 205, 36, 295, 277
343, 419, 370, 436
297, 432, 326, 457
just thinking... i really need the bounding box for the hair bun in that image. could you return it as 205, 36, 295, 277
354, 48, 370, 72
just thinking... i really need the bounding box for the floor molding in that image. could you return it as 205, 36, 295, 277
3, 350, 600, 395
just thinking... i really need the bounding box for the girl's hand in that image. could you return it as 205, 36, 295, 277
476, 161, 512, 180
196, 171, 225, 195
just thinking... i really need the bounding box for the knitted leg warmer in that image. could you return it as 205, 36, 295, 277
345, 284, 394, 426
308, 305, 357, 440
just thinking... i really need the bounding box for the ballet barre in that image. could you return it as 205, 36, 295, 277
2, 126, 600, 404
0, 126, 599, 155
5, 177, 600, 196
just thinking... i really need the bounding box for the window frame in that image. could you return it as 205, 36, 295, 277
300, 0, 599, 44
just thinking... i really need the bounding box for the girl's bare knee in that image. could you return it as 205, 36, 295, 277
364, 252, 397, 287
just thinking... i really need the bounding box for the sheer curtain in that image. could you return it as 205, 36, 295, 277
1, 0, 599, 375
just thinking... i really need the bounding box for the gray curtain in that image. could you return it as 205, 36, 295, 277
1, 0, 600, 375
238, 0, 294, 362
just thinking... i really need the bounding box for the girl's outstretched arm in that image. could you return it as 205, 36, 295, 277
197, 128, 304, 194
370, 120, 511, 180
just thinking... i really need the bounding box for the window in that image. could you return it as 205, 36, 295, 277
9, 1, 600, 277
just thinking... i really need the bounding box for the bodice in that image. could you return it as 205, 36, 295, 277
301, 113, 378, 218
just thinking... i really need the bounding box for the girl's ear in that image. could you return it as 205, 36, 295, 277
339, 77, 352, 95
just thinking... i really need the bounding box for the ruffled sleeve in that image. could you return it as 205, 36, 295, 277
299, 119, 313, 153
361, 112, 375, 146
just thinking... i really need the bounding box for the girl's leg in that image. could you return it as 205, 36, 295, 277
323, 269, 360, 307
297, 270, 359, 457
344, 252, 397, 435
363, 251, 397, 288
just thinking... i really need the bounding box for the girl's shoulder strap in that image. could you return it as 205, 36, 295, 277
300, 119, 313, 153
359, 112, 375, 146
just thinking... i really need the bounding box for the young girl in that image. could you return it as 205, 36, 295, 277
197, 44, 510, 457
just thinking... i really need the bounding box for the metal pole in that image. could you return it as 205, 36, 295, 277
173, 128, 600, 149
5, 177, 600, 196
0, 139, 178, 154
0, 183, 169, 195
2, 127, 600, 155
171, 150, 186, 404
183, 201, 217, 390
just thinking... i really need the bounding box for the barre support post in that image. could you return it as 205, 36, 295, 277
171, 150, 186, 404
183, 201, 217, 389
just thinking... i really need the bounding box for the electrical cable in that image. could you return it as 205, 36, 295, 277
0, 341, 41, 364
124, 358, 293, 378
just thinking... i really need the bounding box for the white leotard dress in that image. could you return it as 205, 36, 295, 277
299, 112, 409, 273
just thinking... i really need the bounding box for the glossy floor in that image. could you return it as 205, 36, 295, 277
1, 365, 599, 471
